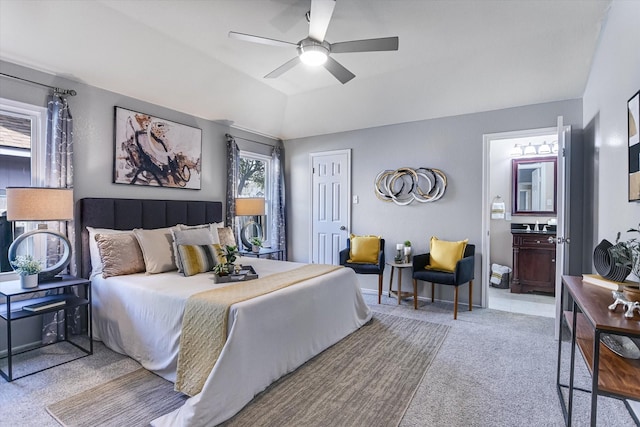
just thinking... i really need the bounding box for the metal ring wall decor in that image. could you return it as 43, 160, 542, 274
374, 167, 447, 205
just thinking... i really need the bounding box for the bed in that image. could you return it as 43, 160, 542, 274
78, 198, 372, 426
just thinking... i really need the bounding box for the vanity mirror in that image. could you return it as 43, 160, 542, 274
512, 156, 557, 215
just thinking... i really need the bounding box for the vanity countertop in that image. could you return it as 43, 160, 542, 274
511, 229, 556, 235
510, 223, 556, 235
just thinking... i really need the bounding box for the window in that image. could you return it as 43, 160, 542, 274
0, 98, 46, 273
238, 151, 271, 246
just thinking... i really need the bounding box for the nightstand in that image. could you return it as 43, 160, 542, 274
0, 275, 92, 381
239, 247, 284, 260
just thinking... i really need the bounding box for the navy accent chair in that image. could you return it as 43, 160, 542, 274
339, 238, 386, 304
412, 244, 475, 319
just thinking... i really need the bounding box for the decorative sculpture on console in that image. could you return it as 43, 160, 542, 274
609, 291, 640, 318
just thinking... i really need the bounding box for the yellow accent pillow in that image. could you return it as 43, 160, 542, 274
348, 234, 381, 264
427, 237, 468, 272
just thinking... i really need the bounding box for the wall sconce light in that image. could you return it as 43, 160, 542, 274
538, 141, 551, 155
510, 144, 523, 157
523, 143, 537, 156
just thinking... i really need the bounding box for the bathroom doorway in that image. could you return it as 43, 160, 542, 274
482, 128, 558, 318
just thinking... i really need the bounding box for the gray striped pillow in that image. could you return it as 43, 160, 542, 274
178, 244, 218, 277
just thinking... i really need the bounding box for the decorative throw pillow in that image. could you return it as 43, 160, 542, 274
87, 227, 132, 278
217, 227, 237, 249
179, 222, 224, 240
171, 228, 216, 273
133, 227, 178, 274
348, 234, 381, 264
95, 233, 145, 278
427, 237, 469, 272
178, 244, 219, 277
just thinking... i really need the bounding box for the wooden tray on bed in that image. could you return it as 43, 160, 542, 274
213, 265, 258, 283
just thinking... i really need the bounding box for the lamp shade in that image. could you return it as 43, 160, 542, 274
235, 197, 265, 216
6, 187, 73, 221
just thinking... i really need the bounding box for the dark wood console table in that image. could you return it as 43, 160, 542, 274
556, 275, 640, 426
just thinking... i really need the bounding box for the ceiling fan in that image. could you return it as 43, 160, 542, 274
229, 0, 399, 84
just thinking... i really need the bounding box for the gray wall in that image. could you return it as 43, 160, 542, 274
0, 60, 278, 206
582, 0, 640, 281
284, 99, 582, 305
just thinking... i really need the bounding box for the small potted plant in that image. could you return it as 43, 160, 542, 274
250, 237, 263, 253
223, 245, 239, 265
610, 225, 640, 280
11, 255, 42, 289
212, 262, 230, 277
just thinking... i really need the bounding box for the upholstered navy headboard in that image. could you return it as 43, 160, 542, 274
78, 198, 224, 279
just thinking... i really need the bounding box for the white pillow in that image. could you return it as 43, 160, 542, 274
179, 222, 224, 240
86, 227, 132, 278
133, 227, 179, 274
171, 227, 216, 273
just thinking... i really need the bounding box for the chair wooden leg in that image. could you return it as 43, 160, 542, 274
378, 274, 383, 304
453, 286, 459, 320
413, 279, 418, 309
388, 266, 394, 297
431, 282, 435, 302
468, 280, 473, 311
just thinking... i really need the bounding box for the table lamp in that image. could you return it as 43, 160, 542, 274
6, 187, 73, 282
235, 197, 265, 250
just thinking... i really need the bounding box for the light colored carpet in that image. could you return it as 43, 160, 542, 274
46, 368, 186, 427
2, 293, 638, 426
45, 313, 449, 427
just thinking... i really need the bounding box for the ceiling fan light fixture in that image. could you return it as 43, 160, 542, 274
298, 39, 329, 66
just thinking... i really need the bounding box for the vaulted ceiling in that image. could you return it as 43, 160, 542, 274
0, 0, 611, 140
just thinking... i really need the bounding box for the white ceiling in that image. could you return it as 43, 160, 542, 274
0, 0, 611, 140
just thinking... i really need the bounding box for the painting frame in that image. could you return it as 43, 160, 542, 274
628, 90, 640, 202
113, 106, 202, 190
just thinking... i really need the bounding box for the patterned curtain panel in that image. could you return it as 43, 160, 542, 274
225, 134, 240, 231
43, 93, 77, 344
270, 144, 287, 260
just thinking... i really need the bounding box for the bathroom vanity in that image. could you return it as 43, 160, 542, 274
511, 224, 557, 295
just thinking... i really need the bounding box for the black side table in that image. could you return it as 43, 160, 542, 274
0, 275, 92, 381
239, 247, 284, 260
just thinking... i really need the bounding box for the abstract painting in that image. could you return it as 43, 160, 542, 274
629, 90, 640, 202
114, 107, 202, 189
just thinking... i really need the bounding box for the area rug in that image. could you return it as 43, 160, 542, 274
46, 313, 449, 427
221, 313, 450, 427
46, 368, 187, 427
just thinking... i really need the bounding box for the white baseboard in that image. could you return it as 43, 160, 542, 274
0, 340, 42, 358
359, 287, 479, 308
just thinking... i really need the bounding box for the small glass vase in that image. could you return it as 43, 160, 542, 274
403, 246, 412, 264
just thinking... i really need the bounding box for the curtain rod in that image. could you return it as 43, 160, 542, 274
227, 133, 279, 148
0, 73, 77, 96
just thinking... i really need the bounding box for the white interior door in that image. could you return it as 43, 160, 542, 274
554, 116, 571, 339
310, 150, 351, 264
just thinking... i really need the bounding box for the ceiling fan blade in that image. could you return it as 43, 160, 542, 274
308, 0, 336, 42
330, 37, 399, 53
229, 31, 296, 48
323, 56, 355, 84
265, 57, 301, 78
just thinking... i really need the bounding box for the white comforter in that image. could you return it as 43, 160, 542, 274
91, 257, 371, 426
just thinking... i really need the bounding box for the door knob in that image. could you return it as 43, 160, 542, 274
547, 236, 556, 244
340, 226, 346, 230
